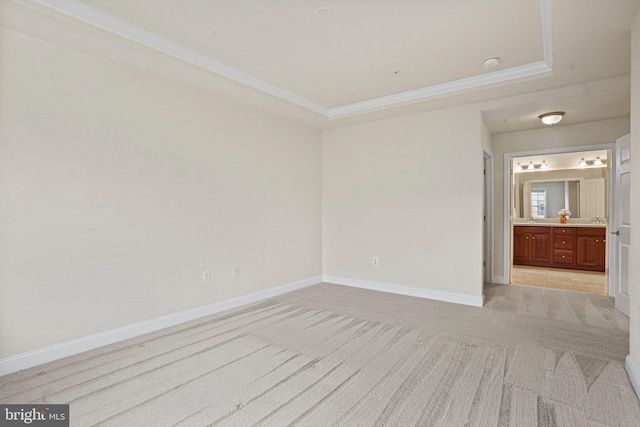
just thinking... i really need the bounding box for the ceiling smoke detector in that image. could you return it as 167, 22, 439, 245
483, 57, 500, 68
314, 7, 333, 19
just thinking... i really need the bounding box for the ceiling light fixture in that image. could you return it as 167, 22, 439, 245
538, 111, 565, 126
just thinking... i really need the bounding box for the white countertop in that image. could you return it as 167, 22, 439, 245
513, 221, 606, 228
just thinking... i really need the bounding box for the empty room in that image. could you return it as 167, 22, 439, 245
1, 0, 640, 425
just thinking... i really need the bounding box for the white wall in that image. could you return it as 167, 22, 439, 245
628, 7, 640, 387
491, 118, 630, 282
0, 30, 323, 358
322, 106, 484, 301
482, 122, 494, 153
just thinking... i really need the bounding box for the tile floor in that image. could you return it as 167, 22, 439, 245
511, 266, 607, 295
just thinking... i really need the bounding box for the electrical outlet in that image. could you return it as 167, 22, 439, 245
202, 270, 210, 282
372, 257, 379, 266
234, 266, 240, 277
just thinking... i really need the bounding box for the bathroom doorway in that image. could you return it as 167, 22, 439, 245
505, 146, 613, 296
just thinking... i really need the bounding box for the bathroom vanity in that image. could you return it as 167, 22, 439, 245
513, 224, 606, 272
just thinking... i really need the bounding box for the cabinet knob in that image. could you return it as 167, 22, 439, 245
562, 240, 565, 244
596, 239, 599, 242
532, 237, 535, 240
562, 255, 566, 258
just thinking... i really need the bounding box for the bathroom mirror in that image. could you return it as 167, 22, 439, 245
522, 179, 580, 219
513, 171, 606, 219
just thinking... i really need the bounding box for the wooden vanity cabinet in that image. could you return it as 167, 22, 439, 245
514, 225, 605, 272
576, 228, 606, 271
513, 226, 552, 266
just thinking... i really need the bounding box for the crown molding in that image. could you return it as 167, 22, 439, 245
10, 0, 330, 117
12, 0, 552, 119
328, 61, 552, 118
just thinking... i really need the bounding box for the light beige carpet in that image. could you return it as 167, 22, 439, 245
1, 283, 638, 426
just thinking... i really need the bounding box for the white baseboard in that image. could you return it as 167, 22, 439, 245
626, 355, 640, 399
0, 275, 322, 377
323, 276, 484, 308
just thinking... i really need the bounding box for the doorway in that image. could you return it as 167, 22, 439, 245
504, 145, 614, 296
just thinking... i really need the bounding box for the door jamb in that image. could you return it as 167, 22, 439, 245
483, 149, 494, 285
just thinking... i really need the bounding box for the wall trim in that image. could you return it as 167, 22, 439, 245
323, 275, 484, 308
0, 275, 322, 377
626, 355, 640, 399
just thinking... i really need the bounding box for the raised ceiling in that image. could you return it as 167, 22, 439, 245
78, 0, 547, 110
2, 0, 639, 131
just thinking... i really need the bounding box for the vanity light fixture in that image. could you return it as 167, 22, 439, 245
579, 156, 607, 167
538, 111, 565, 126
514, 160, 550, 172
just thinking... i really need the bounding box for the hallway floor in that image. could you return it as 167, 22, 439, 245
511, 266, 607, 295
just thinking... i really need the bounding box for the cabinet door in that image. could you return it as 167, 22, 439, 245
531, 233, 552, 262
513, 231, 530, 263
576, 236, 605, 268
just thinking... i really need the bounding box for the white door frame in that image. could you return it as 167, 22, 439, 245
502, 143, 615, 289
484, 149, 494, 285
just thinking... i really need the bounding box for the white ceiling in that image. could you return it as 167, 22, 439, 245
2, 0, 639, 132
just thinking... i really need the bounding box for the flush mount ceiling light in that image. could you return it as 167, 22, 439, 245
538, 111, 565, 126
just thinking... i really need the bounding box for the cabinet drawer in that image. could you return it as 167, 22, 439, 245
553, 237, 574, 249
553, 227, 576, 236
554, 249, 575, 264
577, 227, 606, 237
515, 226, 551, 234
